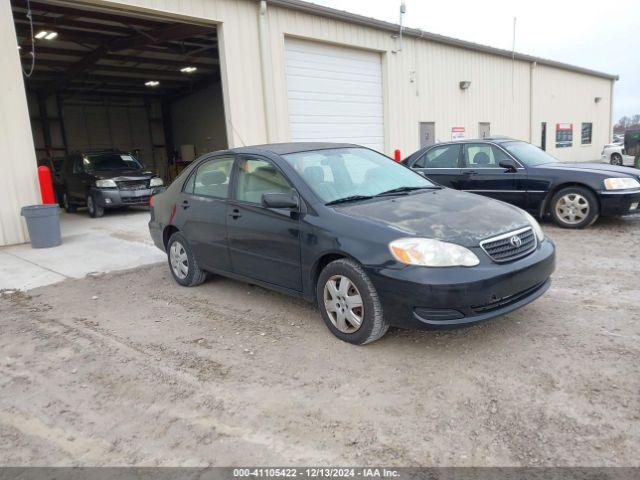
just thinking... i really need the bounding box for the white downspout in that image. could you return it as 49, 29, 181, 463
258, 0, 276, 143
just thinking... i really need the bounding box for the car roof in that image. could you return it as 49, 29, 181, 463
231, 142, 361, 156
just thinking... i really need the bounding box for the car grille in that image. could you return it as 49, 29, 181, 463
117, 180, 149, 190
121, 195, 150, 204
480, 226, 536, 263
471, 281, 545, 314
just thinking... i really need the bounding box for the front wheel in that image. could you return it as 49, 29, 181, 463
86, 194, 104, 218
167, 232, 207, 287
610, 153, 623, 166
550, 186, 599, 229
316, 258, 388, 345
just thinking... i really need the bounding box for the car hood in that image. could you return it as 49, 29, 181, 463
90, 169, 155, 180
334, 188, 529, 247
541, 162, 639, 177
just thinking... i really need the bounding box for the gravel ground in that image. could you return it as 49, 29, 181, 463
1, 216, 639, 466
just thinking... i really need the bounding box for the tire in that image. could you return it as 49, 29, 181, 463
316, 258, 388, 345
549, 186, 599, 229
167, 232, 207, 287
610, 153, 623, 166
86, 194, 104, 218
62, 191, 77, 213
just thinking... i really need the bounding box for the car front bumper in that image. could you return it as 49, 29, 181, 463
91, 187, 162, 208
366, 239, 555, 329
598, 189, 640, 216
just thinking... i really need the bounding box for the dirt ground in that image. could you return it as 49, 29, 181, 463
1, 216, 639, 467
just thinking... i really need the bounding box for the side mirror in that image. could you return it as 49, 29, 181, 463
499, 159, 518, 172
262, 192, 299, 209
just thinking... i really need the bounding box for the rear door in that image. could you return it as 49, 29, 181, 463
227, 156, 302, 291
408, 143, 464, 189
180, 156, 235, 272
459, 143, 528, 208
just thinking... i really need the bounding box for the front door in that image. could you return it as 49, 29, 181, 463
67, 154, 90, 201
409, 143, 464, 189
419, 122, 435, 148
180, 156, 235, 272
459, 143, 528, 208
227, 156, 302, 291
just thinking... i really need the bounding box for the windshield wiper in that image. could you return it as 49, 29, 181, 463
325, 195, 374, 206
374, 185, 439, 197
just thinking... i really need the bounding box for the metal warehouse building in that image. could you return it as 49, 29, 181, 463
1, 0, 618, 246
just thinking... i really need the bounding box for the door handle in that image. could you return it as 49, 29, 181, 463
463, 170, 478, 175
229, 208, 242, 219
181, 200, 190, 210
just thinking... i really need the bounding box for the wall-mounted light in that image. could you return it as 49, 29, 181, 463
180, 66, 198, 74
459, 80, 471, 90
145, 80, 160, 87
35, 30, 58, 40
594, 96, 602, 103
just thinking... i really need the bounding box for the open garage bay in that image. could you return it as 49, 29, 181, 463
1, 219, 639, 466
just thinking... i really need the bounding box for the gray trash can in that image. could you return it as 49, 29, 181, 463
20, 204, 62, 248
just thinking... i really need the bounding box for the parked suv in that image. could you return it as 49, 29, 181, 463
59, 149, 164, 218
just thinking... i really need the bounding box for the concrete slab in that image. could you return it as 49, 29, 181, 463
0, 208, 164, 291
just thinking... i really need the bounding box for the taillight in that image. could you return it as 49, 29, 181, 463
149, 195, 154, 207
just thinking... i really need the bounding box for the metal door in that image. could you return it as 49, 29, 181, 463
419, 122, 435, 148
478, 122, 491, 139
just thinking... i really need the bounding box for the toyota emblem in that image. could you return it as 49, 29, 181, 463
510, 235, 523, 248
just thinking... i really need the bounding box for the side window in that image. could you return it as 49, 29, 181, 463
491, 146, 513, 165
415, 144, 461, 168
465, 144, 498, 169
192, 157, 234, 198
236, 158, 293, 204
72, 156, 84, 174
182, 169, 197, 194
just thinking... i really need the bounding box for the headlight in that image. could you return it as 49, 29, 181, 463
604, 177, 640, 190
95, 179, 117, 188
389, 238, 479, 267
522, 210, 544, 242
150, 177, 164, 187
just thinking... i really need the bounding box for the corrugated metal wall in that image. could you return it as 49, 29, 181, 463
0, 0, 41, 246
0, 0, 615, 245
91, 0, 612, 158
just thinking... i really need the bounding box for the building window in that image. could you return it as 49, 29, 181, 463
581, 123, 593, 145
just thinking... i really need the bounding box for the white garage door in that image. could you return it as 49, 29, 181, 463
284, 38, 384, 152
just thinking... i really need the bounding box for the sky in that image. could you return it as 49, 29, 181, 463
311, 0, 639, 123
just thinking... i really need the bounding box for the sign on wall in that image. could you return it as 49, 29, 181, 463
555, 123, 573, 148
451, 126, 466, 141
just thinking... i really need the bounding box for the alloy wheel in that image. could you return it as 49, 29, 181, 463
555, 193, 590, 225
323, 275, 364, 333
170, 241, 189, 280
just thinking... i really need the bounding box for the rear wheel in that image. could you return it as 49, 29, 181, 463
316, 258, 388, 345
86, 194, 104, 218
610, 153, 623, 166
62, 191, 77, 213
167, 232, 207, 287
550, 186, 599, 229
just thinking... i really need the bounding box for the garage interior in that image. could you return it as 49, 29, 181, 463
11, 0, 228, 182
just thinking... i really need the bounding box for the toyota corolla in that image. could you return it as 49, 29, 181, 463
149, 143, 555, 344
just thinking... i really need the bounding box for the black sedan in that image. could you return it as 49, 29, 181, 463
149, 143, 555, 344
403, 138, 640, 228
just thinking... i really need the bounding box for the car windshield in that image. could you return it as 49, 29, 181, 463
282, 147, 436, 204
83, 153, 142, 171
502, 141, 559, 166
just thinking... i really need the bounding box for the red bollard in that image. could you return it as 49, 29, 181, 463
37, 165, 56, 204
394, 149, 402, 162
